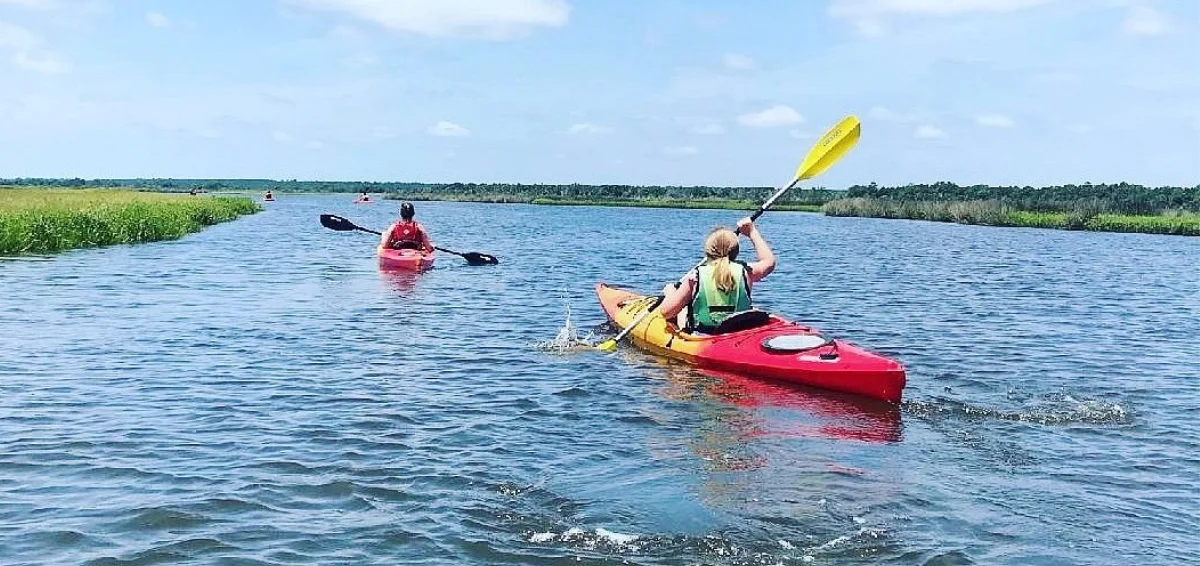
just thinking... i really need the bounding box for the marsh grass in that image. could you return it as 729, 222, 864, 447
1086, 213, 1200, 236
0, 187, 260, 255
822, 197, 1200, 236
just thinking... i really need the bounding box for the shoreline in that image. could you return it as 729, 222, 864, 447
373, 194, 824, 212
10, 184, 1198, 237
531, 198, 822, 212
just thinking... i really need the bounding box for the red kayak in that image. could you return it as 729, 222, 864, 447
596, 283, 907, 403
377, 246, 435, 272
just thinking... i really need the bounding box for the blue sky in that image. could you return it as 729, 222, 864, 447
0, 0, 1197, 187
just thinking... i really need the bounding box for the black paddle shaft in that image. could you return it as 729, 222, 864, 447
739, 177, 801, 234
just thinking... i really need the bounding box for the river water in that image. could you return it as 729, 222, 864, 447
1, 195, 1197, 565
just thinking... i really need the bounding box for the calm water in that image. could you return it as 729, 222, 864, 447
2, 195, 1197, 565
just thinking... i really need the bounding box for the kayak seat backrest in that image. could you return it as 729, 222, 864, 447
710, 309, 772, 334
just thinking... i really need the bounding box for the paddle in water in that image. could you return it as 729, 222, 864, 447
595, 115, 862, 352
318, 214, 500, 265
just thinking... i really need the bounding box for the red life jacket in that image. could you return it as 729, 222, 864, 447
387, 221, 426, 249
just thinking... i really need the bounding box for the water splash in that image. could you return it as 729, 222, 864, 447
533, 301, 608, 353
527, 526, 641, 550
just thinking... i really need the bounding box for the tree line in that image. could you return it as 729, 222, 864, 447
843, 181, 1200, 214
5, 178, 1197, 214
0, 178, 837, 205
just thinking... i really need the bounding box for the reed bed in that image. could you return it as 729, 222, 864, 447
822, 197, 1200, 236
0, 188, 260, 255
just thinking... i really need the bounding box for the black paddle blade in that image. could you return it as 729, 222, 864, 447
319, 214, 382, 235
319, 214, 356, 231
462, 252, 499, 266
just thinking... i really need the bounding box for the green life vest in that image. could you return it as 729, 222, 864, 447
688, 261, 752, 332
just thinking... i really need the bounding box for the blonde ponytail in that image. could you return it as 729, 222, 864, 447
710, 257, 735, 293
703, 228, 741, 293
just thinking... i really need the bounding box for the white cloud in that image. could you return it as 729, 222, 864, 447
853, 18, 886, 36
272, 130, 294, 143
0, 0, 106, 18
14, 50, 68, 73
0, 21, 38, 50
664, 145, 698, 156
0, 0, 57, 9
722, 53, 756, 71
145, 11, 169, 28
428, 120, 470, 137
567, 122, 612, 135
737, 105, 804, 128
0, 21, 70, 74
689, 123, 725, 135
282, 0, 570, 40
328, 23, 365, 41
975, 113, 1015, 128
829, 0, 1057, 35
914, 125, 947, 139
1121, 5, 1171, 37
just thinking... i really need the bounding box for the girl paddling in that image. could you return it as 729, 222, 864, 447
380, 202, 433, 252
657, 217, 775, 333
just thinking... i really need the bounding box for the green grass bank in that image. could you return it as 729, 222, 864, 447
0, 188, 260, 255
822, 198, 1200, 236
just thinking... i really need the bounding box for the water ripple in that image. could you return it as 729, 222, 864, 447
1, 197, 1197, 565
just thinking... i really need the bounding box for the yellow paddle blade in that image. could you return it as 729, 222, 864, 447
795, 115, 861, 181
596, 339, 618, 352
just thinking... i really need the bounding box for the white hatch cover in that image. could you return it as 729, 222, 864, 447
761, 334, 829, 352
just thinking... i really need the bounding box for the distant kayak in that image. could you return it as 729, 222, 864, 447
354, 198, 373, 204
596, 283, 907, 403
264, 196, 275, 201
377, 246, 434, 272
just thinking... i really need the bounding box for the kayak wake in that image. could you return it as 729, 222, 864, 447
904, 392, 1132, 426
